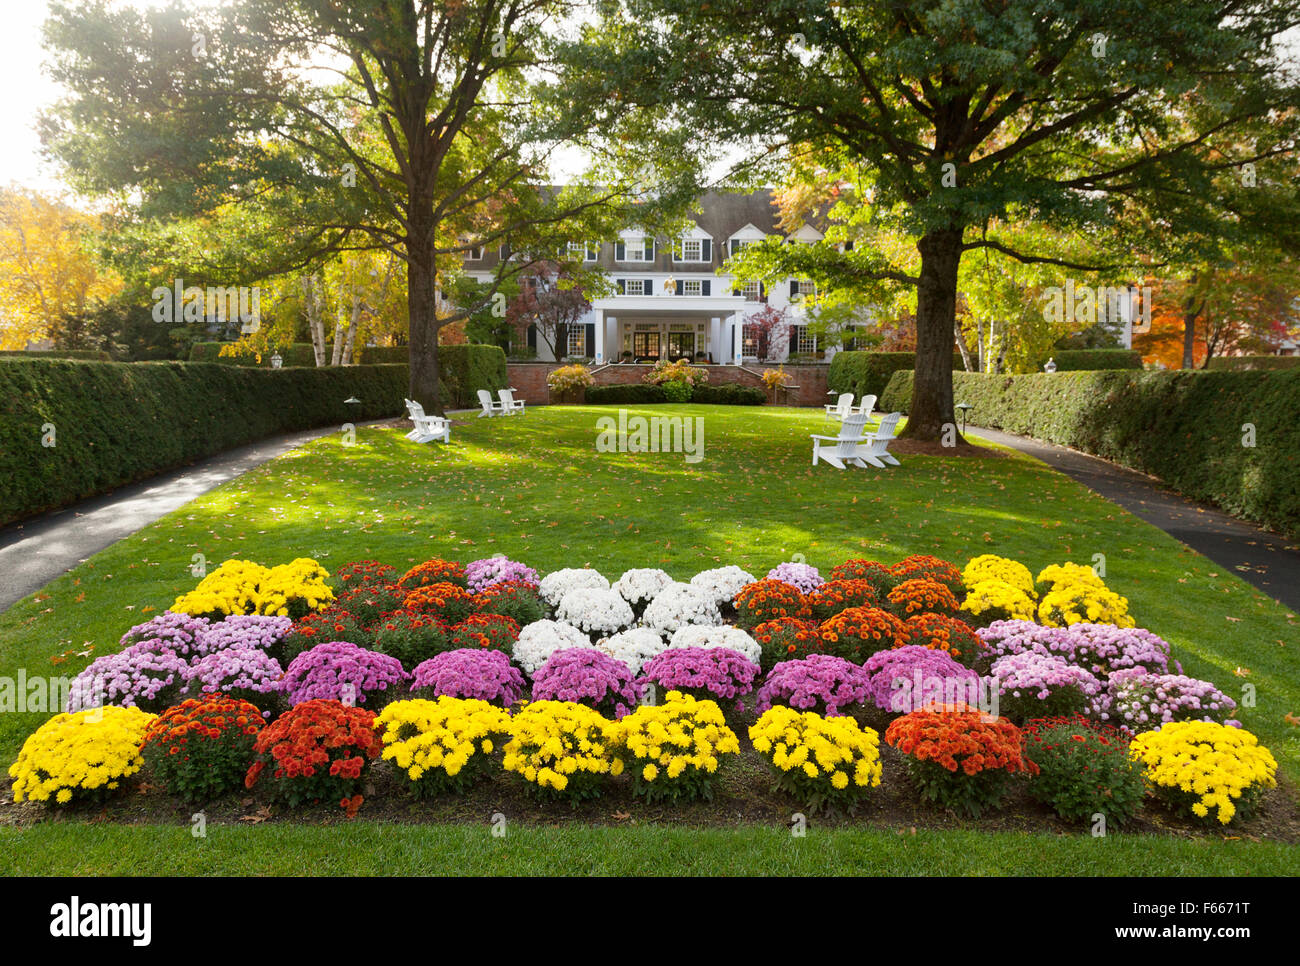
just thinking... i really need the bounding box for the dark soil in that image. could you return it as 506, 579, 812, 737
890, 439, 1009, 459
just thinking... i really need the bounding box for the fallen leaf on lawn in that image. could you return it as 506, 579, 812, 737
240, 806, 273, 824
612, 810, 631, 821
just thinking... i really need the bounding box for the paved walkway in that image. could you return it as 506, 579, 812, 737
968, 427, 1300, 613
0, 424, 380, 614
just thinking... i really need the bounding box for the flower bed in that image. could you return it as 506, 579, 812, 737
10, 550, 1279, 838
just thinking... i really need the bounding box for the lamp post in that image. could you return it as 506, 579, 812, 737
270, 352, 283, 369
344, 396, 361, 420
1043, 357, 1058, 374
955, 402, 972, 435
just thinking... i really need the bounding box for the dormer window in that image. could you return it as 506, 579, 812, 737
616, 235, 656, 262
675, 237, 711, 262
465, 245, 484, 260
567, 241, 599, 261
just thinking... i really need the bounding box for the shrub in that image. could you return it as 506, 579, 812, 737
280, 641, 409, 707
67, 646, 190, 713
764, 562, 824, 594
448, 613, 520, 654
732, 579, 810, 629
861, 645, 982, 713
1105, 669, 1238, 731
188, 341, 321, 367
329, 559, 399, 591
584, 383, 667, 404
401, 582, 476, 624
890, 554, 964, 597
141, 696, 265, 804
755, 655, 872, 717
243, 699, 382, 814
280, 608, 372, 664
373, 697, 513, 797
641, 583, 722, 633
609, 692, 740, 802
886, 578, 962, 618
817, 606, 909, 660
9, 706, 155, 805
553, 588, 635, 637
885, 705, 1038, 818
879, 368, 1300, 539
689, 566, 757, 606
501, 701, 622, 801
806, 579, 879, 620
639, 646, 761, 712
464, 556, 539, 594
962, 555, 1036, 598
332, 580, 406, 627
691, 383, 766, 405
666, 625, 762, 665
1205, 355, 1300, 371
546, 363, 594, 398
0, 359, 407, 526
399, 558, 467, 590
195, 615, 294, 658
531, 648, 641, 719
538, 568, 609, 607
959, 579, 1038, 626
643, 358, 708, 387
662, 379, 692, 402
828, 350, 963, 402
976, 620, 1180, 678
1035, 565, 1134, 628
1129, 721, 1277, 825
751, 618, 823, 668
598, 628, 668, 675
989, 652, 1105, 722
749, 706, 883, 813
411, 649, 527, 706
1048, 349, 1144, 371
1021, 714, 1146, 827
902, 613, 985, 667
119, 611, 212, 659
612, 568, 675, 608
474, 580, 547, 626
828, 559, 898, 596
180, 647, 285, 713
171, 558, 334, 621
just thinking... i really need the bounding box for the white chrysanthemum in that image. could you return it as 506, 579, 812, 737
612, 568, 675, 605
513, 620, 594, 676
642, 582, 723, 634
689, 566, 757, 605
668, 625, 762, 664
537, 568, 610, 607
598, 627, 667, 675
554, 588, 635, 636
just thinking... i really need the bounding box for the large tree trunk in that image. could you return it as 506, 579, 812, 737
302, 275, 327, 367
902, 228, 963, 442
408, 240, 442, 414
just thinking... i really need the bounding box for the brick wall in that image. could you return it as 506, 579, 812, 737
505, 362, 829, 406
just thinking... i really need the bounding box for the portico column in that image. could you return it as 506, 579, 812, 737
594, 308, 605, 362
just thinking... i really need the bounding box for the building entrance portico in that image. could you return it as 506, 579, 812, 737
593, 300, 745, 364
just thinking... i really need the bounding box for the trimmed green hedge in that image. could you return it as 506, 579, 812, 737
1049, 349, 1144, 371
357, 344, 507, 409
0, 360, 409, 526
828, 351, 966, 402
0, 349, 111, 361
1206, 355, 1300, 371
880, 369, 1300, 538
584, 382, 767, 405
189, 342, 324, 367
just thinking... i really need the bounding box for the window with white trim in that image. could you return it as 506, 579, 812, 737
728, 238, 757, 257
621, 279, 647, 296
466, 245, 483, 260
681, 278, 703, 296
568, 241, 598, 261
792, 325, 818, 354
738, 280, 761, 300
566, 326, 587, 357
677, 239, 705, 262
622, 236, 655, 261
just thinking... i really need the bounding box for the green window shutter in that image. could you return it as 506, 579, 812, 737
675, 280, 683, 296
702, 280, 711, 296
644, 278, 653, 294
701, 239, 711, 262
616, 241, 625, 260
616, 279, 626, 294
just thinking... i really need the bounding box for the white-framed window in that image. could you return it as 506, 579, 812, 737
567, 326, 587, 357
465, 245, 483, 260
620, 279, 647, 296
681, 278, 703, 296
728, 238, 757, 257
737, 280, 761, 300
568, 241, 598, 261
792, 325, 818, 354
677, 238, 709, 262
620, 236, 655, 261
790, 278, 816, 302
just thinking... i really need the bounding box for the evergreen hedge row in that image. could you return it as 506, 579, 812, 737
828, 351, 966, 402
0, 349, 112, 361
879, 368, 1300, 538
584, 382, 766, 405
1205, 356, 1300, 371
0, 360, 409, 526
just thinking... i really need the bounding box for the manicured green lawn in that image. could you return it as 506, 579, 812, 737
2, 404, 1296, 875
3, 822, 1297, 876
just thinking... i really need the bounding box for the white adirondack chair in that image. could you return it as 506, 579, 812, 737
404, 399, 451, 444
851, 394, 878, 419
854, 411, 902, 468
477, 389, 506, 418
824, 393, 855, 421
498, 388, 526, 415
811, 412, 870, 469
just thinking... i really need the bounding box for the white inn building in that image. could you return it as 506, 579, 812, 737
461, 188, 843, 364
